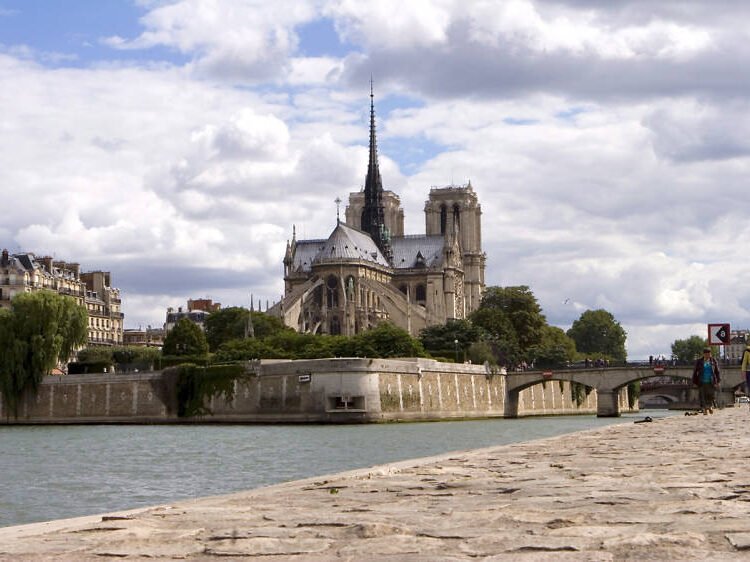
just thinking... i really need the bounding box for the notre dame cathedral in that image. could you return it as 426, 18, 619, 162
271, 89, 485, 337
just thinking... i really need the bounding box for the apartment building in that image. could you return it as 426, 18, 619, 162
1, 249, 124, 346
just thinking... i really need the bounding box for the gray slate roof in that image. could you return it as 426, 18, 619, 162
292, 224, 444, 272
391, 235, 445, 269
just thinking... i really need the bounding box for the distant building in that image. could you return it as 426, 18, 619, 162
269, 89, 485, 336
165, 298, 221, 332
0, 249, 123, 346
727, 329, 750, 363
123, 327, 165, 348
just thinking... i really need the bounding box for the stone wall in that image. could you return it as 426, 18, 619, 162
0, 358, 626, 424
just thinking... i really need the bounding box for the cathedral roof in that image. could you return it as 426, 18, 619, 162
291, 222, 390, 273
391, 235, 445, 269
315, 222, 390, 266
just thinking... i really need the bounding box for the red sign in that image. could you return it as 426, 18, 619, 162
653, 366, 665, 374
542, 371, 553, 378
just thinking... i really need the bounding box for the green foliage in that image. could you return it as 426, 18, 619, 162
0, 291, 88, 416
467, 341, 497, 366
670, 335, 706, 365
162, 317, 209, 357
469, 285, 547, 366
214, 321, 425, 361
353, 322, 426, 358
171, 363, 247, 417
529, 325, 577, 368
476, 286, 546, 350
566, 309, 627, 363
627, 381, 640, 409
205, 307, 292, 352
419, 319, 486, 360
250, 311, 292, 340
74, 345, 161, 372
570, 382, 592, 407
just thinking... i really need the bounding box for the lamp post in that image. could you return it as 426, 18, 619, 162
454, 339, 459, 363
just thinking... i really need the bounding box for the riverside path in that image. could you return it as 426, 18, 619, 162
2, 407, 750, 560
505, 365, 745, 417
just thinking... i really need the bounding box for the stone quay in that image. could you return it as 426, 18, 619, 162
2, 408, 750, 560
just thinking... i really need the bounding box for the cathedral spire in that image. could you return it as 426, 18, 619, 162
361, 79, 392, 263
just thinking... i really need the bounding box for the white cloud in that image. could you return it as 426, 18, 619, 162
5, 1, 750, 360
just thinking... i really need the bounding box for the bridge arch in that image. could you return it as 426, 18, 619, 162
504, 366, 745, 417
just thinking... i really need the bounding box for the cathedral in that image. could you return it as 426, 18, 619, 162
271, 89, 485, 337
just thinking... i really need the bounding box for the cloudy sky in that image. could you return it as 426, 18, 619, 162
3, 0, 750, 359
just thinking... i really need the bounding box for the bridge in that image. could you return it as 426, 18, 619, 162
505, 365, 745, 417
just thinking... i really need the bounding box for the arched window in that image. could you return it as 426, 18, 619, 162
330, 316, 341, 336
399, 284, 408, 296
440, 204, 447, 235
326, 275, 339, 308
453, 203, 460, 229
415, 284, 426, 304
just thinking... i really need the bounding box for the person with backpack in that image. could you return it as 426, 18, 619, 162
741, 343, 750, 406
692, 347, 720, 414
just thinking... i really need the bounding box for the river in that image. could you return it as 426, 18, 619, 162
0, 411, 673, 528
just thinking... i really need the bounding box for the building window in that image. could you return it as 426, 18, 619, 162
415, 284, 426, 304
440, 204, 447, 235
326, 275, 339, 308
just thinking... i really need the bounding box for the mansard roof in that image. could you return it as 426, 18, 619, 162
391, 235, 445, 269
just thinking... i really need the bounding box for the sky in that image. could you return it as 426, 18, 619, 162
2, 0, 750, 360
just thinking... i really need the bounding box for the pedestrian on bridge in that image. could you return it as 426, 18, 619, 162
741, 344, 750, 402
692, 347, 721, 414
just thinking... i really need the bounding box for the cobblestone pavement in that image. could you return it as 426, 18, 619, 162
2, 408, 750, 561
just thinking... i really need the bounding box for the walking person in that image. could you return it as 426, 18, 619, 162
693, 347, 721, 414
741, 343, 750, 407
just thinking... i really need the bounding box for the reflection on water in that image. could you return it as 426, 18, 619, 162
0, 410, 672, 528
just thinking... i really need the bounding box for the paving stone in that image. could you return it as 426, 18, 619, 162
2, 408, 750, 560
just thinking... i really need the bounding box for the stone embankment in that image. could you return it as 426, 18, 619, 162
2, 409, 750, 560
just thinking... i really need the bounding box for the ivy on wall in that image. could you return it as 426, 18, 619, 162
167, 363, 248, 417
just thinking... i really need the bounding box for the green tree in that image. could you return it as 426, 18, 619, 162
671, 335, 706, 365
353, 323, 426, 358
567, 309, 627, 363
475, 286, 546, 351
205, 308, 292, 352
0, 291, 88, 415
204, 307, 249, 351
419, 319, 486, 360
529, 325, 578, 368
162, 317, 209, 357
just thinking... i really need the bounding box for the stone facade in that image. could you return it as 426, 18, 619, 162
271, 92, 486, 337
0, 358, 637, 424
0, 250, 123, 346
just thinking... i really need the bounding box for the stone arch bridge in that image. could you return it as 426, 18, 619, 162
505, 366, 745, 417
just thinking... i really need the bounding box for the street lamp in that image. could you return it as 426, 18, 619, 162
454, 339, 459, 363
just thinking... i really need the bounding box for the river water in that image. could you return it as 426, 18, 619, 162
0, 411, 672, 528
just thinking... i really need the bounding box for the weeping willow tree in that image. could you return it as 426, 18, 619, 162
0, 291, 88, 417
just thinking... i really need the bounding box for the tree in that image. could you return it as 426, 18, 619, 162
419, 319, 486, 360
671, 335, 707, 365
353, 323, 426, 358
567, 309, 627, 363
529, 325, 578, 368
473, 286, 546, 351
204, 307, 249, 352
0, 291, 88, 415
205, 307, 292, 352
162, 317, 209, 357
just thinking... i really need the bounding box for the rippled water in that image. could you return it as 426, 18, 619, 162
0, 411, 672, 528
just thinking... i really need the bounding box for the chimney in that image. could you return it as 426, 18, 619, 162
68, 262, 81, 280
40, 256, 54, 273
